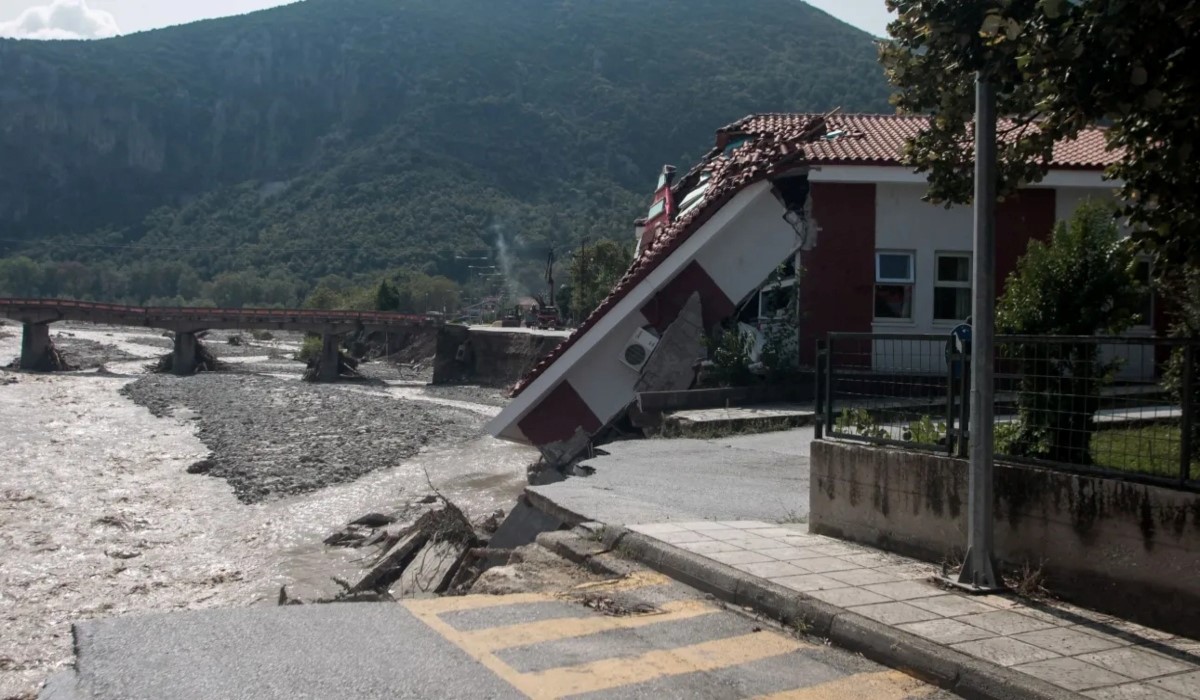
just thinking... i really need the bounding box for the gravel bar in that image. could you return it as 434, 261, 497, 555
121, 374, 481, 503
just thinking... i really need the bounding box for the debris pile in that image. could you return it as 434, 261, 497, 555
5, 342, 76, 372
150, 338, 224, 374
302, 351, 360, 382
302, 495, 498, 603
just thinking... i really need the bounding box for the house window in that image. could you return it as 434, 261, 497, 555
1135, 258, 1153, 327
874, 251, 914, 320
759, 280, 794, 320
934, 253, 972, 322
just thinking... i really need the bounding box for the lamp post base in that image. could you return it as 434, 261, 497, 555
941, 546, 1005, 594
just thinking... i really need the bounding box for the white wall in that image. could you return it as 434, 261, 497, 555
563, 187, 801, 427
873, 183, 974, 337
490, 182, 802, 444
869, 182, 1121, 373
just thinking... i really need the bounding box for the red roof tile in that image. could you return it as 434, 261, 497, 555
742, 113, 1117, 169
510, 113, 830, 397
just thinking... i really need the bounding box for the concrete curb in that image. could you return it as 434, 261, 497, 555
604, 527, 1079, 700
535, 529, 639, 579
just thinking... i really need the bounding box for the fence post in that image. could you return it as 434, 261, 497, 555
814, 339, 826, 440
946, 349, 956, 456
825, 335, 836, 435
958, 356, 971, 459
1182, 343, 1196, 484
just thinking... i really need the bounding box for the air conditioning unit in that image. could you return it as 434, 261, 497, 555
619, 328, 660, 372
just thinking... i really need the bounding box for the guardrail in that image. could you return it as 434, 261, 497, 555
814, 332, 1198, 490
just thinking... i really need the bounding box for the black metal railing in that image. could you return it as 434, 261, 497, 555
814, 332, 1199, 490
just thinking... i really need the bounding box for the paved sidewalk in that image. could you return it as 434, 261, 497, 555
621, 520, 1200, 700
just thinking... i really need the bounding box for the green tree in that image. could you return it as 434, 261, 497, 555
304, 282, 344, 310
375, 280, 402, 311
997, 201, 1142, 464
0, 256, 43, 296
881, 0, 1198, 314
569, 239, 632, 322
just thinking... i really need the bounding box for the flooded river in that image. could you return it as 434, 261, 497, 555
0, 324, 534, 698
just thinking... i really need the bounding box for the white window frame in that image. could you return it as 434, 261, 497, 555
933, 252, 972, 323
874, 251, 915, 322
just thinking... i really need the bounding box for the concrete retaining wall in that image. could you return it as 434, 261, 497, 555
810, 439, 1200, 636
432, 326, 563, 388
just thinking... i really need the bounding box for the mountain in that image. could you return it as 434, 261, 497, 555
0, 0, 891, 306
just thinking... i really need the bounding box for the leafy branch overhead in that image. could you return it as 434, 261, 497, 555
881, 0, 1199, 275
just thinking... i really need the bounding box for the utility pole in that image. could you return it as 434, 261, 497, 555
579, 238, 588, 320
956, 73, 1002, 592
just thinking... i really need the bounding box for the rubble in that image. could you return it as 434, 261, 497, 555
150, 337, 224, 374
302, 350, 360, 382
5, 342, 77, 372
317, 495, 487, 601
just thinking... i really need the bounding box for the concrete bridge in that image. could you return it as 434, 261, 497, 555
0, 298, 440, 380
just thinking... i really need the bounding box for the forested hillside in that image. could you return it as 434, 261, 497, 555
0, 0, 891, 307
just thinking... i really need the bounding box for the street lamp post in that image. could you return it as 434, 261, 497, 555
954, 72, 1003, 592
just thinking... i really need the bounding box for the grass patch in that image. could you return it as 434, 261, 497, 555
1091, 424, 1196, 480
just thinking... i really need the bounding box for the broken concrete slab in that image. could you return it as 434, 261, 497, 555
389, 540, 468, 598
351, 529, 429, 593
661, 403, 815, 437
488, 497, 564, 552
635, 291, 704, 395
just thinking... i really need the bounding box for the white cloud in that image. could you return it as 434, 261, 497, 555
0, 0, 121, 40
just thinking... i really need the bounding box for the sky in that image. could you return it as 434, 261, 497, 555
0, 0, 893, 40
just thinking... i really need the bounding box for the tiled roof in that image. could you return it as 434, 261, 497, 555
749, 113, 1117, 169
509, 111, 1116, 400
510, 113, 830, 397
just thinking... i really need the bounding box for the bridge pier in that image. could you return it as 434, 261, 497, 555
172, 332, 198, 376
318, 333, 341, 382
20, 322, 51, 370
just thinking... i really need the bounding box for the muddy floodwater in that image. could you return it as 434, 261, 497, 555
0, 323, 534, 698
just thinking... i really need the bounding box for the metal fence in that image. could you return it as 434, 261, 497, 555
814, 332, 1199, 490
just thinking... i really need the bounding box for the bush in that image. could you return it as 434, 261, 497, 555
295, 334, 322, 363
706, 326, 754, 387
997, 201, 1141, 465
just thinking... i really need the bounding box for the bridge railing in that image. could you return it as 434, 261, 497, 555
0, 298, 440, 326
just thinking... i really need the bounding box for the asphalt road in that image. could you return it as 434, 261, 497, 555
528, 428, 813, 526
50, 550, 949, 700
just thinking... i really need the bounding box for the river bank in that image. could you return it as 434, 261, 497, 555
0, 322, 534, 699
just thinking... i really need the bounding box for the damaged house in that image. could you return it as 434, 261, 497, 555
487, 113, 1124, 465
486, 113, 830, 465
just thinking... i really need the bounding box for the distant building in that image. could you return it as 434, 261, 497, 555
488, 113, 1128, 464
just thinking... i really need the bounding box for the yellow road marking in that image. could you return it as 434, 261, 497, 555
460, 599, 717, 653
570, 570, 673, 591
750, 670, 937, 700
523, 631, 811, 698
404, 597, 538, 696
403, 592, 551, 615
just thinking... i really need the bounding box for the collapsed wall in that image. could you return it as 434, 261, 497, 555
432, 325, 563, 388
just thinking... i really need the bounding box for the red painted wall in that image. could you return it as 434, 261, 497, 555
640, 260, 735, 334
799, 182, 877, 363
517, 381, 602, 446
996, 189, 1057, 296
